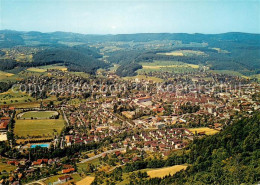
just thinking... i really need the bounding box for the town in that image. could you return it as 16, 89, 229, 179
0, 68, 259, 185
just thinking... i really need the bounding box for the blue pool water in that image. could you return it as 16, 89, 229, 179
31, 144, 50, 148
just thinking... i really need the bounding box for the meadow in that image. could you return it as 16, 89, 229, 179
27, 65, 67, 73
210, 70, 249, 78
76, 176, 95, 185
0, 88, 32, 105
115, 164, 188, 185
146, 165, 187, 178
0, 161, 16, 173
123, 74, 163, 82
0, 71, 14, 80
138, 60, 200, 74
157, 50, 206, 57
188, 127, 219, 135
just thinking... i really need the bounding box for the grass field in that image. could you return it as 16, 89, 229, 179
4, 102, 41, 108
157, 51, 184, 56
157, 50, 205, 57
250, 74, 260, 80
141, 61, 199, 69
76, 176, 95, 185
27, 65, 67, 73
188, 127, 219, 135
0, 88, 32, 105
123, 75, 163, 82
0, 71, 14, 80
210, 70, 249, 78
146, 165, 187, 178
39, 65, 67, 71
0, 162, 16, 173
14, 115, 65, 138
17, 111, 59, 119
26, 67, 46, 72
138, 61, 200, 74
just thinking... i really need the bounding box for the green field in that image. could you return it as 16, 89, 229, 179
0, 88, 32, 105
14, 115, 65, 138
188, 127, 219, 135
123, 75, 163, 82
157, 50, 206, 57
27, 65, 67, 73
0, 87, 58, 107
250, 74, 260, 80
0, 71, 14, 80
146, 165, 187, 178
0, 161, 16, 173
138, 60, 200, 74
17, 111, 59, 119
210, 70, 249, 78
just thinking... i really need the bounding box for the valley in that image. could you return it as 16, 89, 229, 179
0, 31, 259, 185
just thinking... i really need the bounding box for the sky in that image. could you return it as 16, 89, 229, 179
0, 0, 260, 34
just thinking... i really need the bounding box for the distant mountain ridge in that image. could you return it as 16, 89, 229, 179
0, 30, 260, 76
0, 30, 260, 47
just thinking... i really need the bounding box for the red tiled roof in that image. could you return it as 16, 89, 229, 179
62, 168, 75, 174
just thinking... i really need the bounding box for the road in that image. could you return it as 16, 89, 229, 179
25, 177, 47, 185
62, 107, 69, 126
80, 148, 125, 163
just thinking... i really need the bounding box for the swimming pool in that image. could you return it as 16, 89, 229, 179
30, 144, 50, 148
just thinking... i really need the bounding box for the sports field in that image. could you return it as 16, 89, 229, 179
14, 116, 65, 138
17, 111, 59, 119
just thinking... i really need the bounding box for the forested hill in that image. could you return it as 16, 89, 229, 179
0, 30, 260, 75
0, 45, 109, 74
132, 112, 260, 185
0, 30, 259, 46
32, 46, 108, 74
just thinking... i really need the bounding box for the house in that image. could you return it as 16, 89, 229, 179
0, 122, 8, 131
65, 135, 73, 143
7, 161, 17, 165
122, 158, 130, 164
58, 175, 72, 183
132, 157, 140, 162
115, 151, 121, 156
62, 168, 75, 174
